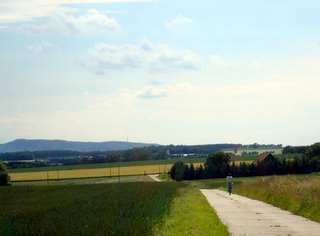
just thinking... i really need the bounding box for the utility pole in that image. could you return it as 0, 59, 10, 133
118, 165, 120, 183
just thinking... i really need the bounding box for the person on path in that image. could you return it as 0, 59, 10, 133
227, 173, 233, 195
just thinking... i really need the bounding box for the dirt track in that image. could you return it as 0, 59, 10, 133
148, 174, 161, 182
201, 189, 320, 236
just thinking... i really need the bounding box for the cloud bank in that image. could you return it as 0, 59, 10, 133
81, 39, 199, 74
22, 9, 122, 36
0, 0, 153, 25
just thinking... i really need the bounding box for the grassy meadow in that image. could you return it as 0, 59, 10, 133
0, 182, 180, 236
223, 147, 283, 155
234, 174, 320, 222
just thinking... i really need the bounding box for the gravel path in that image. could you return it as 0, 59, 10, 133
148, 174, 161, 182
201, 189, 320, 236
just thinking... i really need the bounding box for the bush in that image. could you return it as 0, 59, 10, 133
0, 161, 11, 186
170, 162, 186, 181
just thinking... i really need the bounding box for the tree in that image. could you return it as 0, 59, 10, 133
305, 143, 320, 158
239, 162, 249, 177
310, 156, 320, 172
231, 161, 239, 177
195, 164, 204, 179
183, 165, 190, 180
189, 163, 195, 180
0, 161, 11, 186
170, 162, 186, 181
204, 152, 231, 178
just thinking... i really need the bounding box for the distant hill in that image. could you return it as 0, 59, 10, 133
0, 139, 157, 153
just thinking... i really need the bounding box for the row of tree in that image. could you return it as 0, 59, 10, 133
170, 143, 320, 181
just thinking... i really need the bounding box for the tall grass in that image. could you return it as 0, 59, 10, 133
0, 182, 180, 235
234, 174, 320, 222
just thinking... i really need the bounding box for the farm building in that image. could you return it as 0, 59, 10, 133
253, 152, 276, 166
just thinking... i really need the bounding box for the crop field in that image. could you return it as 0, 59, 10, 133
10, 164, 174, 181
0, 182, 180, 235
10, 160, 254, 182
8, 157, 208, 173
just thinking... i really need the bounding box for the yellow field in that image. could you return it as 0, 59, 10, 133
10, 161, 252, 181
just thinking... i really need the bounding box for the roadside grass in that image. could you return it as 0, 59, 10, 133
155, 183, 229, 236
0, 182, 180, 236
234, 173, 320, 222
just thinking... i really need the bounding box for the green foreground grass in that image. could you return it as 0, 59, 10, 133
155, 184, 229, 236
5, 172, 319, 236
234, 174, 320, 222
1, 176, 230, 236
0, 182, 179, 236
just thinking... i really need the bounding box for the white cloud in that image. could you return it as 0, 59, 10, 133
209, 55, 227, 67
22, 9, 122, 36
81, 39, 199, 74
252, 61, 262, 69
137, 82, 194, 99
0, 0, 153, 26
166, 15, 193, 30
137, 86, 169, 99
26, 39, 55, 53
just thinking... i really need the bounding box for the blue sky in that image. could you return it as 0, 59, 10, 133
0, 0, 319, 145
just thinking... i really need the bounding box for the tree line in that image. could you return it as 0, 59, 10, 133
170, 143, 320, 181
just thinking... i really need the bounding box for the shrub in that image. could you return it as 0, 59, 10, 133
0, 161, 11, 186
170, 162, 186, 181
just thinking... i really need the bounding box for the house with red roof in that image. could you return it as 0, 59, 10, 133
253, 152, 275, 166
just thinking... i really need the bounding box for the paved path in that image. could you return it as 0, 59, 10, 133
148, 174, 161, 182
201, 189, 320, 236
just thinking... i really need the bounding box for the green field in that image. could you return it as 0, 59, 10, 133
0, 182, 180, 236
13, 175, 153, 186
2, 171, 320, 235
223, 147, 283, 156
0, 178, 231, 236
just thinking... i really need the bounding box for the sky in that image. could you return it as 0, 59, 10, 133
0, 0, 320, 146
